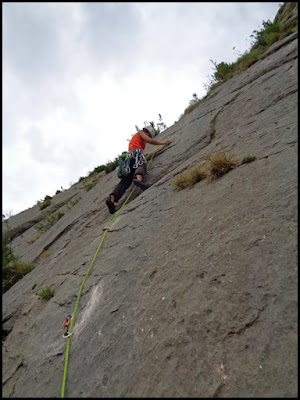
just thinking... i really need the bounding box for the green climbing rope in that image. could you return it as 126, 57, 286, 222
61, 146, 159, 398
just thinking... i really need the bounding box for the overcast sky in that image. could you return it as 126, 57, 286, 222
3, 2, 282, 217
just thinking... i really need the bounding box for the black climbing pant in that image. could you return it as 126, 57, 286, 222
110, 156, 147, 202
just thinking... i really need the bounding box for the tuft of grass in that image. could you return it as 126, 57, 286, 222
3, 262, 36, 293
173, 164, 207, 191
2, 241, 36, 293
37, 286, 55, 300
173, 174, 189, 191
85, 181, 97, 192
242, 154, 256, 164
204, 150, 238, 180
41, 250, 52, 258
235, 48, 264, 71
70, 198, 80, 206
104, 158, 119, 174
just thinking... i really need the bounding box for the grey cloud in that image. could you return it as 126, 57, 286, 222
79, 3, 143, 74
3, 3, 62, 84
25, 126, 56, 164
24, 124, 96, 175
3, 2, 143, 113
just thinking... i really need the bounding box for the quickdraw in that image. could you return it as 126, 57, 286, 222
62, 315, 72, 339
117, 152, 131, 178
130, 148, 147, 169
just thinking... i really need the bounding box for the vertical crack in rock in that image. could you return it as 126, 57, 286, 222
208, 92, 241, 144
212, 361, 228, 398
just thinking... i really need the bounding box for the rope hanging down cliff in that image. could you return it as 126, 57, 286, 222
61, 146, 160, 398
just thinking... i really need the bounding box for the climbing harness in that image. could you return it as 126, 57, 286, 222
117, 149, 147, 179
61, 146, 160, 398
62, 315, 72, 339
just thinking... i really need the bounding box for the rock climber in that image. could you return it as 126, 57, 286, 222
106, 126, 171, 214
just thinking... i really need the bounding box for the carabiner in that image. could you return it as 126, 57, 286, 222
62, 315, 71, 327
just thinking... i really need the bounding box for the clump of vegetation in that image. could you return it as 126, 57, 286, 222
88, 160, 119, 177
36, 211, 65, 233
85, 181, 98, 192
208, 127, 216, 144
211, 61, 235, 84
37, 286, 55, 300
37, 195, 52, 210
2, 241, 35, 293
173, 164, 207, 191
250, 20, 282, 49
68, 198, 80, 208
204, 150, 238, 180
103, 159, 119, 174
242, 154, 256, 164
79, 158, 119, 183
41, 250, 52, 258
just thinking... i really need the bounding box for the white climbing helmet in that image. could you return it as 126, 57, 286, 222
143, 125, 155, 138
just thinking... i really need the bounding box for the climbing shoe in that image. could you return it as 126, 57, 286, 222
105, 197, 116, 214
133, 178, 149, 191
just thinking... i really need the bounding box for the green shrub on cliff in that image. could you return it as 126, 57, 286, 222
37, 195, 52, 210
37, 286, 55, 300
242, 154, 256, 164
2, 241, 35, 293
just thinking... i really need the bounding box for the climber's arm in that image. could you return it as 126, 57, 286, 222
138, 130, 171, 146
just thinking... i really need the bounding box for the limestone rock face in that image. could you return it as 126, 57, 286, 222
2, 6, 298, 398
